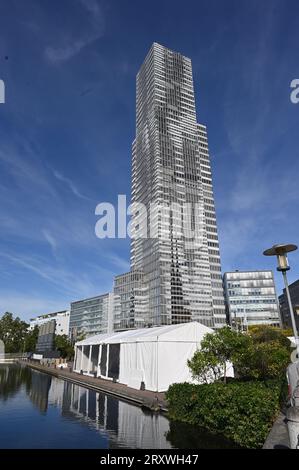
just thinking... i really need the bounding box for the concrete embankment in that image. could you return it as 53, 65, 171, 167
19, 361, 168, 412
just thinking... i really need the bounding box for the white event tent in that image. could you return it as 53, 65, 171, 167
73, 322, 234, 392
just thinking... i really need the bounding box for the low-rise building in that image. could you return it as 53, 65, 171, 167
36, 319, 56, 355
69, 293, 114, 341
279, 279, 299, 330
29, 310, 70, 336
223, 270, 280, 329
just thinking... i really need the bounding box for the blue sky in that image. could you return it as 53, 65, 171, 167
0, 0, 298, 321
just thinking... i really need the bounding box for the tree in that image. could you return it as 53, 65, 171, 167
248, 325, 292, 352
54, 335, 74, 359
24, 325, 39, 352
232, 325, 293, 380
0, 312, 29, 353
188, 326, 250, 384
235, 340, 290, 380
187, 350, 224, 383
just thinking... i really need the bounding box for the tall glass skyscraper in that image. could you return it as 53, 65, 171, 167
127, 43, 226, 328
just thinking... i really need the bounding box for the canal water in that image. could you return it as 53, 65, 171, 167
0, 364, 237, 449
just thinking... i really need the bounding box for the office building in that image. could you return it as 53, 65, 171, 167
279, 279, 299, 330
120, 42, 226, 329
29, 310, 70, 336
223, 270, 280, 329
113, 270, 149, 331
69, 293, 114, 340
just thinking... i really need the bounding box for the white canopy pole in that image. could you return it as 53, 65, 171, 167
73, 345, 78, 371
80, 346, 84, 372
87, 345, 92, 375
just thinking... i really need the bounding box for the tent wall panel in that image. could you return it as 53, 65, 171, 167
137, 342, 157, 391
157, 342, 197, 392
82, 345, 90, 372
91, 345, 100, 373
75, 346, 82, 370
119, 343, 140, 386
108, 343, 120, 379
100, 344, 108, 376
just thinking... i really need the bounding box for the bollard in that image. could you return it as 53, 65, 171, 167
286, 407, 299, 449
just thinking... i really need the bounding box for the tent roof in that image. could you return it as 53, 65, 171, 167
75, 322, 213, 346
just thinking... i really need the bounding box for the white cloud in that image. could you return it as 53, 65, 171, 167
53, 170, 91, 200
45, 0, 104, 64
105, 253, 130, 272
0, 252, 99, 299
42, 229, 57, 256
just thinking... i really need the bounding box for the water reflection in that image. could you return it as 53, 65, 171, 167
60, 384, 172, 449
30, 370, 52, 413
0, 364, 31, 401
0, 365, 237, 449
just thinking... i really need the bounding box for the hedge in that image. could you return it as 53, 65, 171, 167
166, 379, 286, 448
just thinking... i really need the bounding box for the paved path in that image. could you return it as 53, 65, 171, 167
263, 411, 290, 449
20, 361, 168, 411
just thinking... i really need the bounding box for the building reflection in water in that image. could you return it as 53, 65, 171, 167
60, 381, 172, 449
29, 370, 52, 413
0, 364, 32, 401
24, 370, 171, 449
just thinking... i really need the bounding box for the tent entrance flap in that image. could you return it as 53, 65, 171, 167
100, 344, 107, 376
108, 343, 120, 380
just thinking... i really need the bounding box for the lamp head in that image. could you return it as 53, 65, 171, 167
263, 244, 297, 272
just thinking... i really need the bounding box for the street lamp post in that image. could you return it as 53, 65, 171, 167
263, 244, 299, 358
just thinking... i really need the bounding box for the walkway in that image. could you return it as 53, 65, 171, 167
263, 411, 290, 449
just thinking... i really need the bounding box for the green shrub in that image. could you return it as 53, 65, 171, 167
248, 325, 292, 352
166, 380, 285, 448
235, 340, 290, 380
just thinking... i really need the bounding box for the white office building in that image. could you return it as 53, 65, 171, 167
29, 310, 70, 336
119, 43, 226, 328
223, 270, 280, 328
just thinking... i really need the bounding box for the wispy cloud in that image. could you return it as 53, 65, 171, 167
105, 253, 130, 272
45, 0, 104, 64
79, 0, 102, 17
42, 229, 58, 257
0, 252, 103, 299
53, 169, 91, 200
0, 143, 56, 198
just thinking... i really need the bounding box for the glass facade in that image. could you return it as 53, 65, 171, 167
70, 293, 114, 340
223, 270, 280, 328
129, 43, 226, 328
113, 270, 149, 331
279, 279, 299, 330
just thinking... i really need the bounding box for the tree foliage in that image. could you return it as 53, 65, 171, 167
235, 340, 290, 380
24, 325, 39, 353
248, 325, 292, 352
188, 326, 250, 383
188, 350, 224, 383
188, 325, 292, 383
54, 335, 74, 359
0, 312, 29, 353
